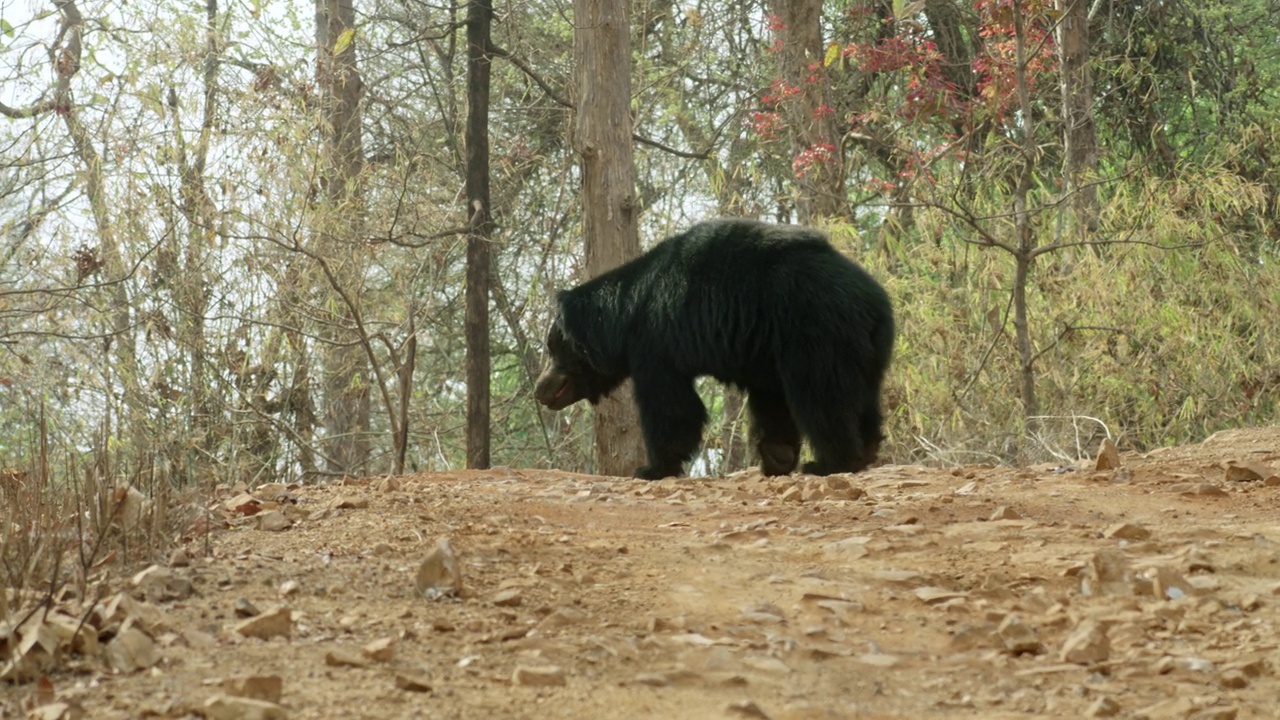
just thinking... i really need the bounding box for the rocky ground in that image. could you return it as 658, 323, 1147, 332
5, 427, 1280, 719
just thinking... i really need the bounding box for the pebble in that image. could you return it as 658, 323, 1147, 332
1086, 696, 1121, 718
26, 704, 80, 720
1059, 620, 1110, 664
996, 615, 1043, 655
989, 505, 1021, 520
222, 675, 283, 703
512, 664, 566, 686
182, 627, 217, 650
631, 668, 699, 687
854, 652, 899, 667
329, 496, 369, 510
1221, 656, 1267, 678
233, 606, 293, 640
394, 672, 433, 692
538, 606, 588, 630
1104, 522, 1151, 541
131, 565, 195, 602
223, 493, 261, 514
1095, 438, 1122, 471
325, 648, 370, 667
104, 628, 159, 672
1181, 483, 1228, 497
415, 538, 462, 599
1085, 549, 1133, 596
1149, 566, 1192, 600
743, 655, 791, 674
234, 598, 261, 618
362, 637, 396, 663
1222, 460, 1278, 483
916, 586, 967, 605
1131, 698, 1197, 720
726, 699, 774, 719
256, 510, 292, 532
491, 589, 522, 607
202, 694, 288, 720
822, 536, 871, 557
1190, 708, 1239, 720
1218, 668, 1249, 688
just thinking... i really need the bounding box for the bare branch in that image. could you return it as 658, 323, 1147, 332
385, 19, 469, 48
633, 133, 710, 160
490, 42, 711, 160
489, 43, 572, 108
0, 98, 59, 119
370, 225, 473, 248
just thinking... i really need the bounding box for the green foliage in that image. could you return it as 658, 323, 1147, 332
838, 165, 1280, 465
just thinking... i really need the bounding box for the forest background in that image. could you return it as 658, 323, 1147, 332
2, 0, 1279, 507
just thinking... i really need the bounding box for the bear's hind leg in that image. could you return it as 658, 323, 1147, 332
632, 375, 708, 480
857, 399, 884, 469
747, 389, 801, 476
788, 388, 867, 476
800, 421, 868, 475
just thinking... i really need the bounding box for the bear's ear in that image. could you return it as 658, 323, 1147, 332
549, 292, 571, 328
546, 307, 569, 347
554, 289, 573, 307
544, 319, 567, 354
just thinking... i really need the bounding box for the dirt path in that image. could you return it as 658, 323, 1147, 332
7, 428, 1280, 719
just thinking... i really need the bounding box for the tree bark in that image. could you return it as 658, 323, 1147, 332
771, 0, 845, 221
1012, 1, 1040, 421
50, 0, 147, 462
572, 0, 646, 477
464, 0, 493, 469
719, 389, 748, 474
169, 0, 221, 457
1055, 0, 1099, 240
316, 0, 370, 475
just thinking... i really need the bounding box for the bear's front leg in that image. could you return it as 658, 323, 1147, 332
630, 373, 707, 480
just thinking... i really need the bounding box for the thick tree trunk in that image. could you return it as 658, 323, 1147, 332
771, 0, 845, 221
1056, 0, 1099, 240
316, 0, 370, 475
572, 0, 646, 477
924, 0, 977, 102
464, 0, 493, 469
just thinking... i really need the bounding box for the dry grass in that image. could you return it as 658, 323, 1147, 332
838, 167, 1280, 466
1, 442, 202, 703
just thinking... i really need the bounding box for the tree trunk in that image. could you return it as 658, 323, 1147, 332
719, 389, 748, 474
393, 326, 416, 474
1056, 0, 1099, 241
316, 0, 370, 475
285, 324, 320, 477
464, 0, 493, 469
169, 0, 221, 460
1011, 1, 1040, 421
572, 0, 646, 477
50, 0, 147, 463
771, 0, 845, 221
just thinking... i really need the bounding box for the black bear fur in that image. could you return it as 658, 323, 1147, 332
535, 218, 895, 480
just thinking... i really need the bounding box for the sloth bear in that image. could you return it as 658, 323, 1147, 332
535, 218, 894, 480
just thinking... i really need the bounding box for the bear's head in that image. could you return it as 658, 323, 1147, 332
534, 319, 618, 410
